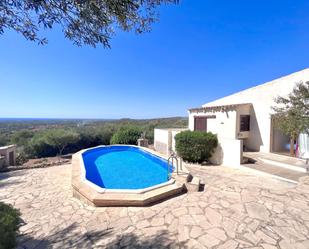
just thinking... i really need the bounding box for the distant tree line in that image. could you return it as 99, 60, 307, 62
0, 118, 187, 161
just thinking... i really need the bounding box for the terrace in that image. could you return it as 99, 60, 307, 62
1, 160, 309, 248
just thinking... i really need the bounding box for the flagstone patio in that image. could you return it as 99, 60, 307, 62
1, 164, 309, 249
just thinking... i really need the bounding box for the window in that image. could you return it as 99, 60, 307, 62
240, 115, 250, 132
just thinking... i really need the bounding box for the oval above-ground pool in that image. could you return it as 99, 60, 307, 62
82, 145, 173, 190
71, 145, 185, 206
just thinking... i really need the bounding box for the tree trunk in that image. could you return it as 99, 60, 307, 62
59, 147, 64, 157
290, 136, 295, 156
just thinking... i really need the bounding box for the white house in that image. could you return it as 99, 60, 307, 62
154, 68, 309, 166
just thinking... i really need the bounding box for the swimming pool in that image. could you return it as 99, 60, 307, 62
82, 145, 173, 191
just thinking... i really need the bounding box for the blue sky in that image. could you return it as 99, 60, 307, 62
0, 1, 308, 119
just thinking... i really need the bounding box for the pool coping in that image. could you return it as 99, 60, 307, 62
71, 145, 187, 206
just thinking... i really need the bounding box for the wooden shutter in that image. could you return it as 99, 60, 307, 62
194, 117, 207, 131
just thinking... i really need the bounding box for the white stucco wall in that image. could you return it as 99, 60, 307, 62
154, 128, 188, 155
154, 128, 243, 166
210, 137, 243, 167
171, 130, 182, 151
154, 129, 170, 155
202, 68, 309, 152
188, 110, 238, 139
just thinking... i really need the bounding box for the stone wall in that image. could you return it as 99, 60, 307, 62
0, 145, 17, 166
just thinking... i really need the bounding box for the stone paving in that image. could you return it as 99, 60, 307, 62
1, 164, 309, 249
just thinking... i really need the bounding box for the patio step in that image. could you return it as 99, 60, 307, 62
173, 173, 203, 192
257, 158, 309, 173
186, 176, 201, 192
243, 161, 308, 183
243, 152, 309, 173
185, 174, 202, 192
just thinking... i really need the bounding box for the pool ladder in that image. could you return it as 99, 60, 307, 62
167, 152, 181, 180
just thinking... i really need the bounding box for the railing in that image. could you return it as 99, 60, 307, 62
167, 151, 181, 180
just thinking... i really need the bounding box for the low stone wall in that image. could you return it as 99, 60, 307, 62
0, 158, 71, 172
0, 145, 17, 166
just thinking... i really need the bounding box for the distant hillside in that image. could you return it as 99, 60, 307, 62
0, 117, 188, 147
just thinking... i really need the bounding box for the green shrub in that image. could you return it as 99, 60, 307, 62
0, 202, 21, 249
175, 130, 218, 163
15, 152, 28, 166
110, 126, 142, 145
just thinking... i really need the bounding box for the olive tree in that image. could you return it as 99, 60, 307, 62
0, 0, 178, 47
45, 129, 80, 156
272, 81, 309, 156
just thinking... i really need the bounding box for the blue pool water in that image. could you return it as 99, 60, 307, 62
82, 146, 172, 190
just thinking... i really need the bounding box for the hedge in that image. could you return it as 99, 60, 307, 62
175, 130, 218, 163
0, 202, 20, 249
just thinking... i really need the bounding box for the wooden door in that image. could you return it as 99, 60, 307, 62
194, 117, 207, 131
9, 151, 14, 165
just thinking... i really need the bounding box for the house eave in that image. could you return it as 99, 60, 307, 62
188, 103, 252, 114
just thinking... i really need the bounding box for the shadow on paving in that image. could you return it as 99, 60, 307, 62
18, 223, 185, 249
0, 170, 26, 188
105, 230, 184, 249
18, 223, 111, 248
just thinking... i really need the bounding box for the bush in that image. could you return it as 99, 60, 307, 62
110, 126, 142, 145
15, 152, 28, 166
175, 131, 218, 163
0, 202, 20, 249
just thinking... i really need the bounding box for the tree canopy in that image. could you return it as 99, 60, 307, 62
272, 81, 309, 155
0, 0, 178, 47
45, 129, 80, 155
110, 126, 142, 145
